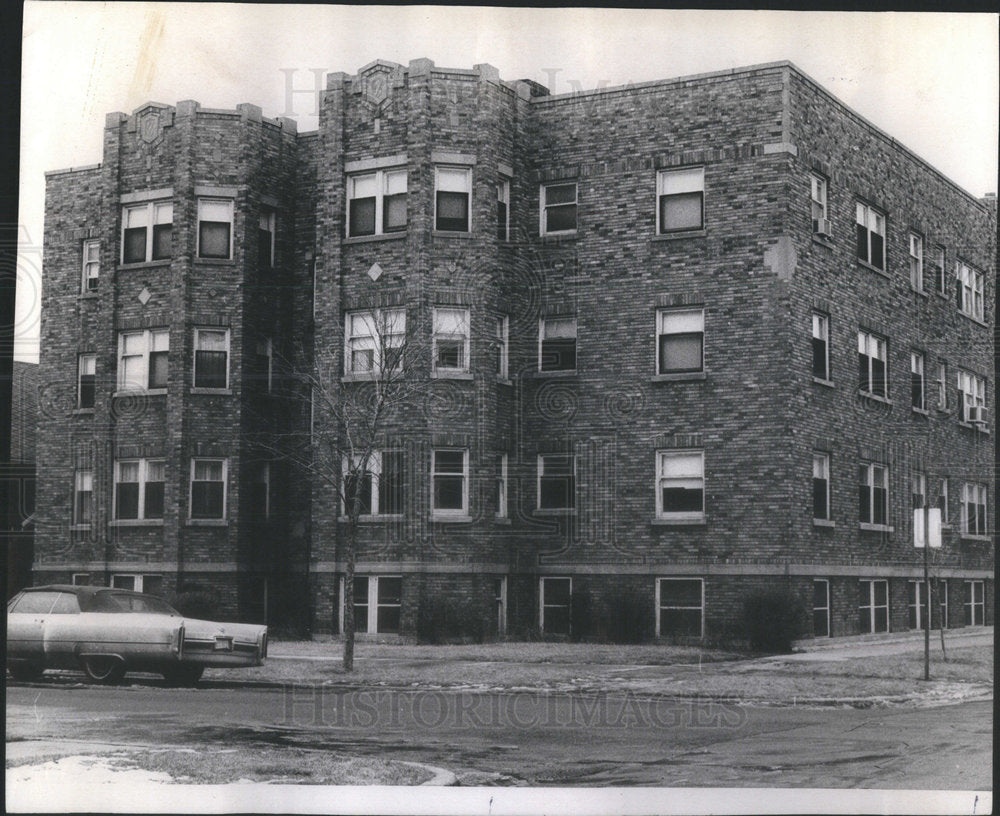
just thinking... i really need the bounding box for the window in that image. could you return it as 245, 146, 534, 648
255, 338, 273, 393
72, 574, 91, 586
857, 330, 887, 398
197, 198, 233, 259
118, 329, 169, 392
657, 309, 704, 375
432, 308, 470, 373
937, 580, 949, 629
432, 449, 468, 516
656, 450, 705, 520
908, 233, 923, 291
859, 579, 889, 633
933, 246, 946, 295
497, 178, 510, 241
539, 316, 577, 372
910, 351, 925, 410
435, 166, 471, 232
908, 581, 929, 631
495, 315, 509, 378
114, 459, 165, 520
82, 239, 100, 292
855, 202, 885, 270
936, 362, 949, 411
111, 574, 163, 597
813, 579, 830, 637
657, 167, 704, 233
813, 452, 830, 521
251, 462, 270, 522
344, 451, 403, 517
956, 262, 984, 321
812, 312, 830, 381
193, 328, 230, 389
74, 469, 93, 525
78, 353, 96, 409
961, 483, 988, 536
911, 471, 926, 511
859, 462, 889, 527
352, 576, 402, 634
810, 174, 828, 235
122, 200, 172, 263
540, 577, 571, 636
657, 578, 704, 638
496, 453, 508, 519
540, 182, 577, 234
537, 454, 575, 510
939, 477, 950, 525
259, 211, 275, 266
344, 309, 406, 375
963, 580, 984, 626
957, 370, 987, 424
347, 169, 407, 237
493, 577, 507, 636
190, 458, 227, 519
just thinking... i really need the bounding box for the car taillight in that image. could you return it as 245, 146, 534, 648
177, 623, 185, 659
261, 631, 268, 658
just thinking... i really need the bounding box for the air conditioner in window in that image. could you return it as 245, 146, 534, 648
813, 218, 832, 237
972, 407, 989, 428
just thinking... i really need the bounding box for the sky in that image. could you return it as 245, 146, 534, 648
15, 3, 999, 363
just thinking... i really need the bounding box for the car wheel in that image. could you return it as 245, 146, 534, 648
81, 656, 126, 684
8, 662, 44, 682
162, 665, 204, 686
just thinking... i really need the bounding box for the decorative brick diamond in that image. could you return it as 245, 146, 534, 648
137, 287, 151, 305
367, 263, 383, 282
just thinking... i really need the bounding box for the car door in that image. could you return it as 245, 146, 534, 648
43, 592, 84, 668
7, 591, 61, 664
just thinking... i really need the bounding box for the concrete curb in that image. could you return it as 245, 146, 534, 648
396, 760, 458, 786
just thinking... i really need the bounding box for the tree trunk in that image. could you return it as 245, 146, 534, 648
342, 522, 357, 672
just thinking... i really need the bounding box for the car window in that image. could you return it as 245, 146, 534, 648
50, 593, 82, 614
10, 592, 62, 614
90, 592, 179, 615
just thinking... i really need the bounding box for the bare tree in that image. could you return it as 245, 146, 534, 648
252, 306, 423, 671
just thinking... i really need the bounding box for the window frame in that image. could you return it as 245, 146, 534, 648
497, 177, 510, 241
657, 308, 704, 376
197, 197, 234, 260
961, 482, 988, 537
496, 453, 508, 519
939, 477, 950, 525
656, 449, 705, 522
537, 453, 576, 511
908, 232, 924, 292
810, 173, 829, 235
933, 245, 947, 296
907, 580, 930, 631
539, 181, 578, 236
121, 199, 173, 264
73, 468, 93, 526
859, 461, 889, 527
346, 168, 408, 238
657, 167, 705, 234
656, 577, 705, 639
189, 457, 228, 520
432, 307, 471, 374
351, 575, 403, 635
82, 238, 100, 292
855, 201, 886, 271
431, 448, 469, 518
117, 328, 169, 393
936, 361, 949, 411
812, 312, 830, 381
78, 353, 96, 409
434, 165, 471, 233
193, 327, 231, 390
963, 580, 984, 626
495, 315, 509, 379
858, 330, 888, 398
910, 350, 925, 411
813, 452, 831, 522
113, 458, 165, 521
859, 578, 890, 634
342, 450, 404, 518
258, 210, 276, 266
538, 316, 577, 372
956, 261, 984, 321
344, 308, 407, 376
813, 579, 831, 637
539, 576, 572, 637
957, 369, 987, 424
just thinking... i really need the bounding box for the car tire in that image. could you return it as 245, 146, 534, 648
162, 665, 204, 686
81, 656, 126, 684
8, 662, 44, 682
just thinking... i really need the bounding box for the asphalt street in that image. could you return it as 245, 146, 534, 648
6, 681, 992, 789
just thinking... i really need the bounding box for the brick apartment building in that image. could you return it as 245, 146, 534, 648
36, 60, 994, 641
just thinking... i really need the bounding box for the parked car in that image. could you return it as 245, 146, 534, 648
6, 585, 267, 685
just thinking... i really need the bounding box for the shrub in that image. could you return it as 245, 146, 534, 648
605, 593, 655, 644
569, 591, 593, 642
416, 596, 486, 644
171, 589, 219, 621
742, 589, 805, 653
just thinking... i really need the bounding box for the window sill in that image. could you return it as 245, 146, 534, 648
337, 515, 404, 524
534, 369, 577, 378
812, 518, 836, 528
858, 391, 892, 406
118, 259, 172, 271
812, 377, 835, 388
431, 370, 473, 380
72, 408, 95, 416
912, 288, 929, 298
431, 514, 472, 523
958, 421, 990, 434
911, 407, 930, 416
343, 232, 407, 245
651, 516, 707, 526
494, 516, 511, 525
194, 257, 235, 265
859, 523, 894, 533
109, 519, 165, 527
432, 230, 472, 239
857, 260, 889, 278
540, 230, 578, 241
113, 389, 166, 398
811, 233, 834, 248
70, 524, 92, 532
186, 519, 229, 527
934, 291, 949, 301
79, 292, 100, 300
958, 312, 988, 328
190, 387, 233, 396
652, 229, 707, 242
534, 508, 577, 516
496, 377, 513, 387
960, 534, 991, 542
650, 372, 706, 383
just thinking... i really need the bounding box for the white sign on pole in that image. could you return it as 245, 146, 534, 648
914, 509, 924, 548
914, 508, 943, 548
927, 507, 942, 548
